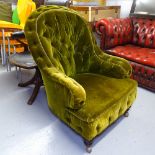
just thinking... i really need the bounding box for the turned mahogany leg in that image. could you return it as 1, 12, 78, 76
27, 81, 42, 105
18, 67, 43, 105
84, 139, 93, 153
18, 75, 35, 87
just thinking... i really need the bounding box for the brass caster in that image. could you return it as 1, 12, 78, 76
124, 111, 129, 117
86, 146, 92, 153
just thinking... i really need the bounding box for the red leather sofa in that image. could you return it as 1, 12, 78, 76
95, 17, 155, 92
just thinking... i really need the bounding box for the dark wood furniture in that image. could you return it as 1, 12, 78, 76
9, 53, 43, 105
9, 31, 43, 105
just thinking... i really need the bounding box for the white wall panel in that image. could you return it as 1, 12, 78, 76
106, 0, 133, 17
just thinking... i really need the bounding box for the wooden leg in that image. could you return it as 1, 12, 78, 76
124, 111, 129, 117
18, 75, 35, 87
18, 67, 43, 105
27, 80, 42, 105
84, 139, 93, 153
124, 108, 131, 117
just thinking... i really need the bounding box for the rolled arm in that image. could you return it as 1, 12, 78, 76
43, 67, 86, 109
89, 46, 132, 79
95, 19, 108, 50
95, 18, 108, 36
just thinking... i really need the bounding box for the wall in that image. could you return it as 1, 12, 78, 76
73, 0, 134, 18
106, 0, 133, 17
44, 0, 133, 18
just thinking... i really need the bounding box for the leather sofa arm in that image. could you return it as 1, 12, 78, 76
95, 19, 108, 36
43, 67, 86, 110
95, 18, 133, 49
89, 46, 132, 79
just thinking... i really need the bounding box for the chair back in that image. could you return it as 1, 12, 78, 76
25, 6, 96, 76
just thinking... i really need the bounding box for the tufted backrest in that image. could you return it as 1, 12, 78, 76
96, 18, 133, 49
132, 18, 155, 48
25, 6, 95, 76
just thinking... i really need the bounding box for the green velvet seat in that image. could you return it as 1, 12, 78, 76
24, 5, 137, 152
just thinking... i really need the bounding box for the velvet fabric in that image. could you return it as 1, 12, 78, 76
25, 6, 137, 141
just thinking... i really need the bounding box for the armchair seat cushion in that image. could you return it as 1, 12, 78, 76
64, 73, 137, 140
109, 44, 155, 68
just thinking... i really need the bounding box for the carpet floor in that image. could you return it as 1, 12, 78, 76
0, 69, 155, 155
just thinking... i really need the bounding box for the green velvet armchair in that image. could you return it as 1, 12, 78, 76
24, 5, 137, 153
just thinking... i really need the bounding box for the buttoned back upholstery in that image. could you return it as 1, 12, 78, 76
25, 6, 95, 76
96, 18, 133, 49
132, 18, 155, 48
96, 17, 155, 49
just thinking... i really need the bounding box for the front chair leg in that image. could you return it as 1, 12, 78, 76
124, 107, 131, 117
84, 139, 93, 153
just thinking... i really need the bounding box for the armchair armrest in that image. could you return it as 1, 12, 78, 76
43, 67, 86, 109
95, 18, 133, 49
89, 46, 132, 79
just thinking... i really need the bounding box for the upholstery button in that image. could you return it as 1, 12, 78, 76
138, 68, 141, 74
109, 116, 112, 124
144, 70, 147, 75
150, 28, 154, 33
119, 108, 122, 115
114, 26, 117, 32
142, 28, 146, 32
148, 76, 151, 80
151, 73, 155, 80
66, 117, 71, 123
96, 125, 101, 132
77, 126, 82, 132
127, 100, 130, 106
27, 25, 32, 31
33, 41, 37, 45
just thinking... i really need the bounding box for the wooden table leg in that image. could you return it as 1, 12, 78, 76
18, 67, 43, 105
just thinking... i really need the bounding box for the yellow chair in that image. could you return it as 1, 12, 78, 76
17, 0, 36, 29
